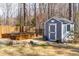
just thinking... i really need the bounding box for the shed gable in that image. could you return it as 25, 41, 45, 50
44, 18, 61, 25
44, 17, 74, 25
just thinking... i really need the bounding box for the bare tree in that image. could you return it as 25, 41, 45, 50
48, 3, 50, 19
69, 3, 72, 20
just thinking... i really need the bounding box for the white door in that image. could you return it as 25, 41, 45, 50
49, 24, 57, 41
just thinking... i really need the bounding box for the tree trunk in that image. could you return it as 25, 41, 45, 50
69, 3, 72, 20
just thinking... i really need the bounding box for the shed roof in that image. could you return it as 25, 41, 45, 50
45, 17, 74, 24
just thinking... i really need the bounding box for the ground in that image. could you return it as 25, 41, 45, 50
0, 38, 79, 56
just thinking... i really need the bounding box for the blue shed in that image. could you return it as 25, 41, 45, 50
44, 17, 74, 42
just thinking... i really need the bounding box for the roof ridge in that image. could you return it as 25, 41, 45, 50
52, 17, 73, 23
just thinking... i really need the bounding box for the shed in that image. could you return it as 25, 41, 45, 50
44, 17, 74, 42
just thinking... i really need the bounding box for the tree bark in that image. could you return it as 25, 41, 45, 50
69, 3, 72, 20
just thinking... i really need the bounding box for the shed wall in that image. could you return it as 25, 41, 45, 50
44, 19, 62, 41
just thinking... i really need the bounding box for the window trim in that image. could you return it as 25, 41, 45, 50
67, 24, 70, 31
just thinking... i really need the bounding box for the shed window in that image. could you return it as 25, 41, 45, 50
50, 25, 55, 32
67, 25, 70, 31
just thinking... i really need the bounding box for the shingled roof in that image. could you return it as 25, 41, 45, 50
52, 17, 73, 24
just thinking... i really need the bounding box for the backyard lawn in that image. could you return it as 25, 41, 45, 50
0, 38, 79, 56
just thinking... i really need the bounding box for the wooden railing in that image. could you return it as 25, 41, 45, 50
0, 25, 19, 38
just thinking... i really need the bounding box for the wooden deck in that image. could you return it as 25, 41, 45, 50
0, 26, 42, 40
2, 32, 37, 40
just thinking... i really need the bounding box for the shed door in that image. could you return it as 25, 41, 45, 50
49, 24, 57, 41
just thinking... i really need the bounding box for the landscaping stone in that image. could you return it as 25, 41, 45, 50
0, 38, 12, 45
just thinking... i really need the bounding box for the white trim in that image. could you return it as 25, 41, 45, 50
65, 24, 70, 33
61, 24, 64, 42
71, 24, 74, 32
48, 23, 57, 41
